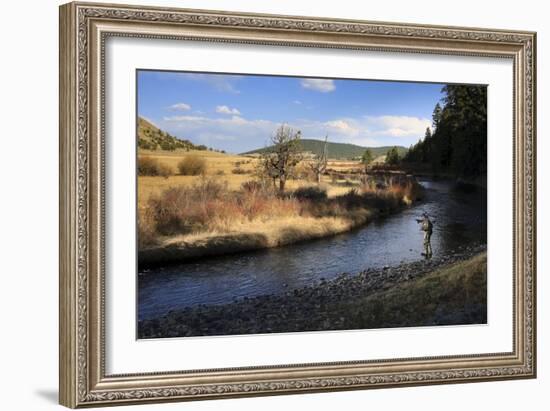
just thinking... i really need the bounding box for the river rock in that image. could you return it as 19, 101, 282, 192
138, 242, 487, 339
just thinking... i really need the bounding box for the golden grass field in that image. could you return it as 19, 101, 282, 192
138, 149, 254, 205
138, 149, 362, 207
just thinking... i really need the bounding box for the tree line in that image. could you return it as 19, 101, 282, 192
361, 146, 400, 167
402, 84, 487, 179
257, 84, 487, 192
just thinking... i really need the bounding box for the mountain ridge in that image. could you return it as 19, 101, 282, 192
243, 138, 407, 160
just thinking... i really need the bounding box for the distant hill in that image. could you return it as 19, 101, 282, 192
137, 117, 209, 151
243, 139, 408, 160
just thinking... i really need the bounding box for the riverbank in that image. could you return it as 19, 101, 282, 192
139, 211, 371, 265
139, 178, 422, 266
138, 243, 487, 338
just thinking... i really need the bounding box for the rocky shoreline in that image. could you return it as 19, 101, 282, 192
138, 243, 487, 339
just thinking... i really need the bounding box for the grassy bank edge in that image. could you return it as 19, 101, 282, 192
338, 251, 488, 329
139, 207, 386, 266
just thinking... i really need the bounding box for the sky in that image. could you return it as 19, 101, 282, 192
137, 70, 446, 154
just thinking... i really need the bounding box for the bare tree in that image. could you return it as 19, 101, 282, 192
308, 135, 329, 184
258, 125, 303, 192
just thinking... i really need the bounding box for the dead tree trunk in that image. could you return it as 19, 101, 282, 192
308, 135, 329, 184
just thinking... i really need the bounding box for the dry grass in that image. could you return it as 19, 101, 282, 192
326, 160, 363, 172
362, 178, 421, 206
164, 215, 354, 248
137, 149, 422, 258
337, 252, 487, 328
137, 161, 359, 208
139, 212, 367, 264
140, 176, 301, 238
138, 150, 258, 207
139, 149, 255, 172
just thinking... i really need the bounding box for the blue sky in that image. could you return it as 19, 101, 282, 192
137, 70, 445, 153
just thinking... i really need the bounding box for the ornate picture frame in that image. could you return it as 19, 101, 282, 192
59, 1, 536, 408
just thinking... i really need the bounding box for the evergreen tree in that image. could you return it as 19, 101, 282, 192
385, 147, 400, 165
421, 127, 432, 162
401, 85, 486, 178
432, 102, 442, 131
361, 148, 374, 166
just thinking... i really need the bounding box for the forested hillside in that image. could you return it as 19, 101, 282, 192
244, 139, 407, 160
402, 85, 487, 178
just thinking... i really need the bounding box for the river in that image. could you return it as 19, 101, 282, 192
138, 179, 486, 321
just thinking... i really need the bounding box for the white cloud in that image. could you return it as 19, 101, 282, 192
161, 113, 430, 152
163, 115, 270, 129
216, 105, 241, 115
300, 79, 336, 93
229, 115, 247, 125
162, 114, 274, 150
168, 102, 191, 111
364, 115, 431, 137
324, 120, 359, 136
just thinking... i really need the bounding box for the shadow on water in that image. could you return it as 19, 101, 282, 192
138, 178, 487, 320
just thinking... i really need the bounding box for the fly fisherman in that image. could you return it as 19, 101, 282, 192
416, 212, 434, 258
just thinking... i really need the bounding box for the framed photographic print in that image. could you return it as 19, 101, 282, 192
59, 2, 537, 408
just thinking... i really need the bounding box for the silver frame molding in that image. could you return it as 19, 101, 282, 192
59, 2, 537, 408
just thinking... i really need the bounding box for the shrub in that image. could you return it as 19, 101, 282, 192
137, 156, 172, 178
293, 186, 328, 201
143, 174, 307, 236
160, 141, 176, 151
241, 180, 266, 193
232, 167, 249, 175
193, 176, 228, 202
237, 191, 300, 221
294, 163, 315, 181
146, 177, 229, 235
340, 188, 364, 208
138, 138, 156, 150
178, 155, 207, 175
137, 208, 158, 248
389, 180, 422, 205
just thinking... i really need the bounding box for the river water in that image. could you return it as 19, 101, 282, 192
138, 179, 486, 321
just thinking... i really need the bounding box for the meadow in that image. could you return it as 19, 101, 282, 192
137, 149, 364, 205
137, 147, 421, 264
